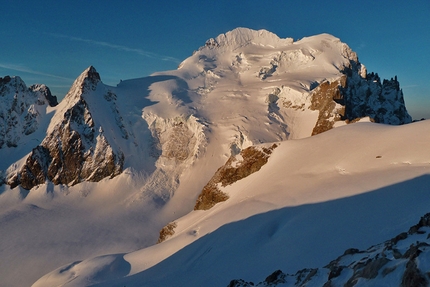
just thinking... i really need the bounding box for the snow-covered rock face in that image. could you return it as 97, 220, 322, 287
175, 28, 411, 143
6, 67, 125, 189
0, 76, 57, 149
132, 113, 207, 206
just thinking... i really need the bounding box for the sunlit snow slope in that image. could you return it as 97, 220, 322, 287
34, 120, 430, 287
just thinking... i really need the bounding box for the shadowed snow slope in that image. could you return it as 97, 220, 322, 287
228, 212, 430, 286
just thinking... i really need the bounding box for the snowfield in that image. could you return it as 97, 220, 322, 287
0, 28, 426, 286
32, 120, 430, 287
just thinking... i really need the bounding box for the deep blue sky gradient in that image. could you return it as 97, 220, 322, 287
2, 1, 429, 119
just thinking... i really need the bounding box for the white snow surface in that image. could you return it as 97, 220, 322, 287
0, 28, 426, 286
32, 120, 430, 287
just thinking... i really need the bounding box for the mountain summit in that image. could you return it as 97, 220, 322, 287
203, 27, 294, 50
198, 28, 411, 135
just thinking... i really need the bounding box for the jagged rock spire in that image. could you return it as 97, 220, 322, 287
64, 66, 101, 102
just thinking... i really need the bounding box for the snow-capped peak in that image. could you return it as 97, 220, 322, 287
4, 66, 128, 189
0, 74, 25, 88
48, 66, 102, 134
63, 65, 101, 102
204, 27, 294, 51
76, 65, 101, 85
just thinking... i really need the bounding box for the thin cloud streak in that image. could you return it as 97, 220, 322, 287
50, 33, 181, 64
0, 63, 73, 81
402, 84, 419, 88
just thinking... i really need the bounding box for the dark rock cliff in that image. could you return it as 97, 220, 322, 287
310, 56, 412, 135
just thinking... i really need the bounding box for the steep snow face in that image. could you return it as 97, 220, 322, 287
0, 76, 57, 149
132, 112, 207, 206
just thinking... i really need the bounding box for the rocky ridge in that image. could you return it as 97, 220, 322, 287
228, 213, 430, 287
303, 46, 411, 135
0, 75, 57, 149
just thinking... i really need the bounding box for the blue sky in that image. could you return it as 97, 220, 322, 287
2, 1, 429, 119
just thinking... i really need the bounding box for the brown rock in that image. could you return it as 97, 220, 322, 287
194, 144, 277, 210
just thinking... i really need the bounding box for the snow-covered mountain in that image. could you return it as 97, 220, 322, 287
1, 28, 411, 191
0, 75, 57, 149
5, 67, 127, 189
0, 28, 424, 286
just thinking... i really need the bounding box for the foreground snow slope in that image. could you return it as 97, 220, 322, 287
34, 120, 430, 286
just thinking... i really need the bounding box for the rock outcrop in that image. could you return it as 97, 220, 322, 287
157, 221, 177, 243
194, 144, 277, 210
228, 213, 430, 287
310, 76, 347, 135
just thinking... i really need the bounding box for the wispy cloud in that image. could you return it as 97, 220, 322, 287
50, 33, 181, 64
0, 63, 73, 81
